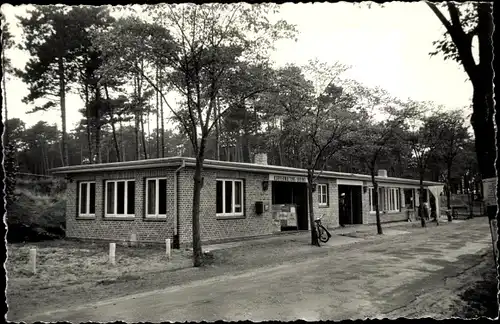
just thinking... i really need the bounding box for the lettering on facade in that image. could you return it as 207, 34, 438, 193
269, 174, 308, 183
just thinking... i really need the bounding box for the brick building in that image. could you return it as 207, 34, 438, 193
50, 153, 443, 248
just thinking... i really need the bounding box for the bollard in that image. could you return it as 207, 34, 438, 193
130, 233, 137, 247
109, 243, 116, 265
29, 248, 37, 274
165, 239, 171, 260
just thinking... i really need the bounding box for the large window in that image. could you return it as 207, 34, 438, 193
146, 178, 167, 218
369, 187, 400, 212
105, 180, 135, 217
216, 179, 244, 217
317, 184, 328, 206
79, 181, 96, 217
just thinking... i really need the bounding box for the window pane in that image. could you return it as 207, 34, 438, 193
216, 180, 223, 214
158, 179, 167, 215
225, 181, 233, 214
80, 183, 88, 214
106, 182, 115, 214
235, 181, 242, 213
127, 181, 135, 215
89, 183, 96, 214
147, 179, 156, 215
322, 193, 327, 204
117, 181, 125, 214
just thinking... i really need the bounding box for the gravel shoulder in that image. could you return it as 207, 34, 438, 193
8, 217, 496, 321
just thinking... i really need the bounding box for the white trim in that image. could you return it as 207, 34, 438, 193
216, 179, 244, 217
317, 183, 328, 206
104, 179, 135, 217
145, 177, 167, 218
78, 181, 96, 217
337, 179, 363, 186
369, 187, 401, 213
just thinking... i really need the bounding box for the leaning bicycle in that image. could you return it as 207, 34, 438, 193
314, 214, 332, 244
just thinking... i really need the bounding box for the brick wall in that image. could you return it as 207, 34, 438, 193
312, 178, 339, 229
177, 168, 274, 244
65, 164, 418, 245
66, 168, 176, 244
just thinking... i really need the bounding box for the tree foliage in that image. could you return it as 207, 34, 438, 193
426, 1, 494, 179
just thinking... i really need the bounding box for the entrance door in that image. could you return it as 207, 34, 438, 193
339, 185, 363, 225
293, 184, 309, 230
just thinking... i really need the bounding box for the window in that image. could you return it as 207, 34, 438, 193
216, 179, 244, 216
370, 187, 400, 212
369, 188, 375, 212
317, 184, 328, 206
369, 187, 383, 212
386, 188, 400, 212
146, 178, 167, 218
105, 180, 135, 217
79, 181, 96, 217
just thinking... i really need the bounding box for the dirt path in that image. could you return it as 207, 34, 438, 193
14, 217, 494, 322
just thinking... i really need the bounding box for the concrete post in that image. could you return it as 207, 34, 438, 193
165, 239, 171, 260
29, 248, 37, 274
109, 243, 116, 265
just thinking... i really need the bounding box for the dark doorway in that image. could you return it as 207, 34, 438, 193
338, 185, 363, 225
272, 182, 309, 231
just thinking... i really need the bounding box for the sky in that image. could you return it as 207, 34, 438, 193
1, 2, 473, 131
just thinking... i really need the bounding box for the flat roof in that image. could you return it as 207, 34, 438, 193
49, 156, 442, 187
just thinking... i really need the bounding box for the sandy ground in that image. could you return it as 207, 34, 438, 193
9, 217, 496, 322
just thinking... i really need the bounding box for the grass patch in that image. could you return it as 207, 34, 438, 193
6, 240, 193, 293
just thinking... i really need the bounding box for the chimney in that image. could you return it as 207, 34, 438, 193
254, 153, 268, 165
378, 169, 388, 177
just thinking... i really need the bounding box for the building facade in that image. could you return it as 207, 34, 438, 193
51, 154, 443, 247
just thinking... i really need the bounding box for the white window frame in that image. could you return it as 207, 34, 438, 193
105, 179, 135, 217
369, 187, 375, 212
145, 177, 167, 218
317, 184, 328, 206
216, 179, 244, 217
78, 181, 96, 217
386, 188, 400, 212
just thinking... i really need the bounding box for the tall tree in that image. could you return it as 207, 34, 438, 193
351, 85, 419, 234
407, 109, 447, 227
271, 61, 359, 246
427, 110, 470, 209
2, 22, 15, 144
147, 3, 296, 265
426, 1, 494, 179
16, 5, 114, 166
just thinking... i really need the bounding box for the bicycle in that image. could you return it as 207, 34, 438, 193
314, 214, 332, 244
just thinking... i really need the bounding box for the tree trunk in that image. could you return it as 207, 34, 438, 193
160, 68, 165, 158
85, 82, 93, 164
192, 137, 206, 267
214, 98, 220, 160
419, 170, 426, 228
371, 168, 383, 235
94, 86, 102, 164
58, 56, 69, 166
133, 75, 140, 160
446, 162, 452, 209
105, 85, 120, 162
140, 112, 148, 159
155, 66, 160, 158
307, 171, 319, 246
2, 50, 8, 144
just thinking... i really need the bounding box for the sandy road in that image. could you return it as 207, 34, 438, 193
18, 218, 493, 322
